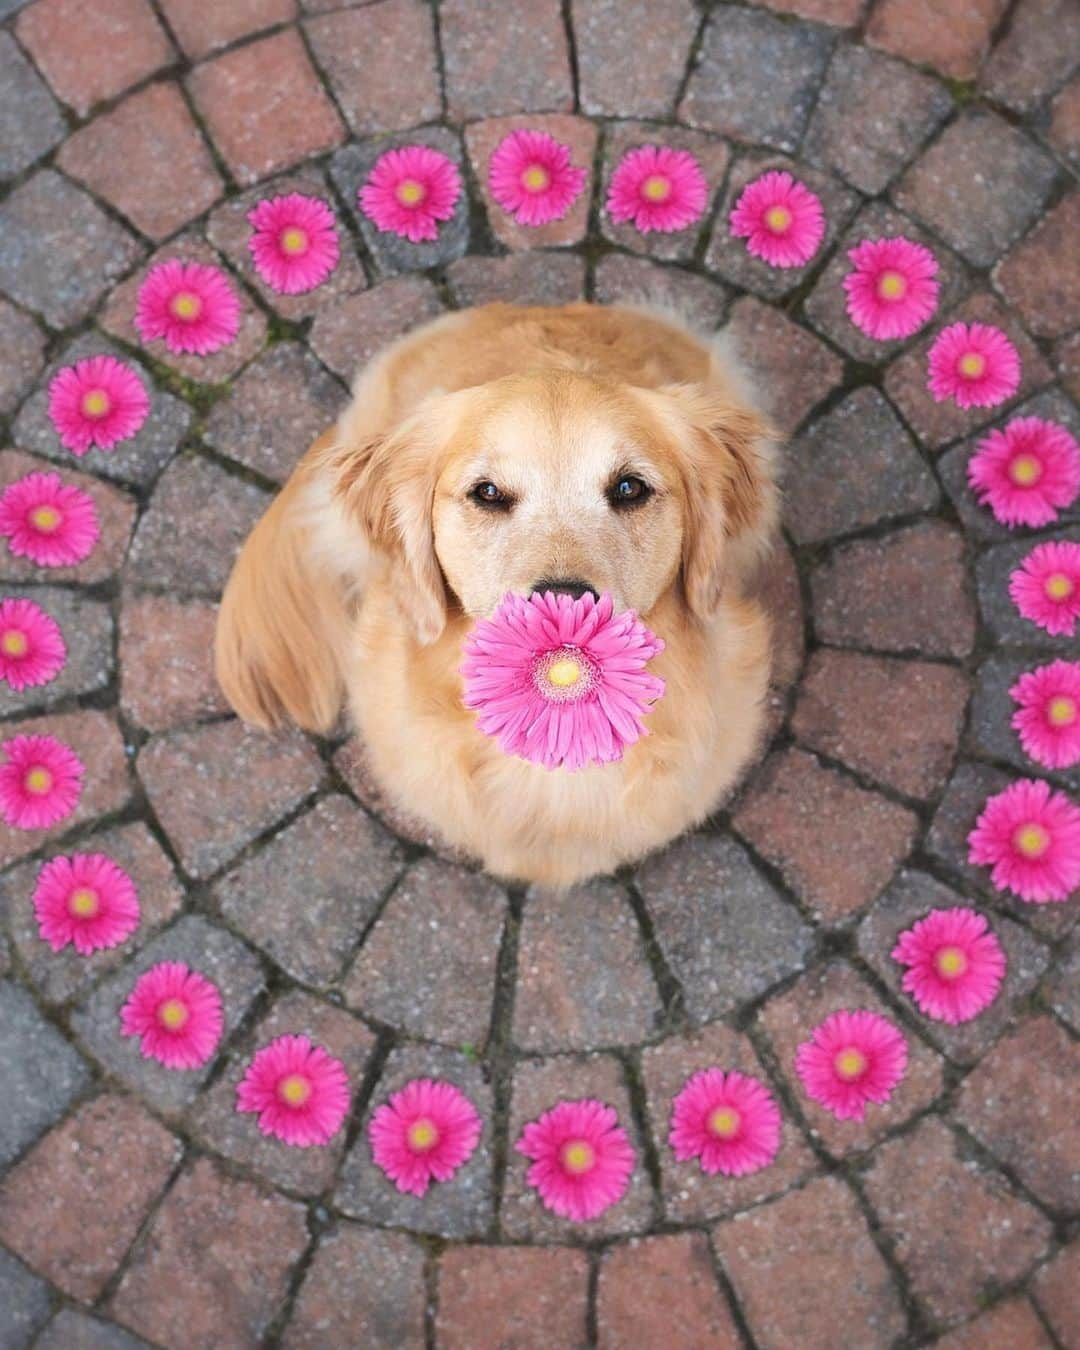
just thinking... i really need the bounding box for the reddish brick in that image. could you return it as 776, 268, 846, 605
160, 0, 296, 58
1055, 330, 1080, 405
0, 1094, 180, 1302
1048, 75, 1080, 169
0, 450, 136, 586
16, 0, 173, 116
747, 0, 866, 22
440, 0, 573, 121
109, 1158, 308, 1350
0, 303, 45, 418
866, 0, 1006, 81
864, 1117, 1051, 1324
466, 114, 597, 251
57, 84, 223, 241
994, 192, 1080, 340
760, 960, 946, 1154
284, 1224, 427, 1350
954, 1016, 1079, 1212
573, 0, 699, 117
722, 297, 844, 437
138, 718, 322, 879
980, 0, 1080, 113
597, 1233, 739, 1349
438, 1246, 589, 1350
1031, 1242, 1080, 1347
448, 252, 586, 308
187, 30, 344, 186
810, 521, 975, 659
119, 593, 227, 732
592, 254, 727, 330
934, 1297, 1053, 1349
305, 0, 439, 137
640, 1021, 818, 1224
309, 277, 443, 383
712, 1175, 906, 1350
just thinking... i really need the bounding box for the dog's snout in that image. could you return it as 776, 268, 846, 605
530, 577, 599, 602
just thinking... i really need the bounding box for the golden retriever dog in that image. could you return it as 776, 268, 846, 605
215, 301, 780, 887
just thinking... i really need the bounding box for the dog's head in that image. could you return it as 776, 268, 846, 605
330, 367, 778, 643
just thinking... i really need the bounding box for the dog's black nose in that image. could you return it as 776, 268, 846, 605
530, 577, 599, 602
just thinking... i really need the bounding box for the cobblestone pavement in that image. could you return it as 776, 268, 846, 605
0, 0, 1078, 1346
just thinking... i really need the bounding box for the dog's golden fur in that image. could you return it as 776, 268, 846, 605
216, 301, 780, 886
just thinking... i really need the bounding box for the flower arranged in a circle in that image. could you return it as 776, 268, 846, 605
0, 597, 66, 692
516, 1098, 635, 1223
459, 590, 665, 772
967, 417, 1080, 529
729, 170, 825, 269
236, 1034, 351, 1147
668, 1067, 781, 1177
927, 322, 1021, 410
607, 144, 708, 235
47, 354, 150, 456
369, 1077, 482, 1195
120, 960, 224, 1069
795, 1010, 908, 1122
135, 260, 241, 356
0, 472, 100, 569
1009, 540, 1080, 637
842, 237, 939, 340
0, 734, 84, 831
968, 778, 1080, 904
891, 908, 1006, 1024
247, 193, 340, 295
33, 852, 140, 955
488, 128, 588, 228
359, 145, 461, 244
1010, 660, 1080, 771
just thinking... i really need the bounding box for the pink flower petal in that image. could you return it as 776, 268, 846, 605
33, 852, 140, 955
237, 1034, 351, 1147
368, 1078, 482, 1194
515, 1098, 635, 1223
135, 260, 241, 356
0, 597, 66, 691
967, 777, 1080, 903
607, 145, 708, 235
0, 472, 100, 569
47, 355, 150, 456
247, 193, 340, 295
120, 961, 223, 1069
794, 1010, 907, 1122
729, 170, 825, 268
891, 908, 1006, 1024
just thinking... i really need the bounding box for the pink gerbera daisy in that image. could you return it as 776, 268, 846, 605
795, 1010, 908, 1122
1010, 660, 1080, 770
33, 852, 140, 955
968, 778, 1080, 903
0, 734, 83, 830
247, 193, 340, 295
459, 590, 665, 773
668, 1068, 781, 1177
842, 237, 939, 341
516, 1098, 635, 1223
135, 260, 241, 356
359, 145, 461, 244
967, 418, 1080, 529
0, 472, 100, 569
927, 322, 1021, 409
369, 1077, 482, 1195
729, 170, 825, 268
120, 961, 223, 1069
47, 355, 150, 457
891, 908, 1006, 1024
1009, 540, 1080, 637
606, 145, 708, 235
0, 597, 66, 692
236, 1034, 350, 1147
488, 129, 588, 227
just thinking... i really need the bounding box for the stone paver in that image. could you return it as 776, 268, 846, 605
967, 650, 1080, 793
438, 1246, 590, 1350
440, 0, 573, 121
1048, 75, 1080, 168
0, 32, 65, 182
449, 253, 587, 309
0, 1247, 52, 1350
975, 526, 1080, 653
979, 0, 1080, 113
597, 1233, 741, 1348
934, 1299, 1054, 1350
309, 276, 444, 382
34, 1310, 155, 1350
119, 594, 229, 732
865, 0, 1007, 81
993, 191, 1080, 341
591, 255, 727, 329
160, 0, 296, 58
1031, 1242, 1080, 1348
0, 303, 46, 417
573, 0, 699, 118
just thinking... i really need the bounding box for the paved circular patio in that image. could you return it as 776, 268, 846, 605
0, 0, 1078, 1346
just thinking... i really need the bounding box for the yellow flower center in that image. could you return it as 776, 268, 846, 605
81, 388, 111, 419
934, 945, 968, 980
279, 1073, 313, 1106
1, 629, 28, 657
29, 505, 61, 533
1009, 453, 1043, 486
641, 174, 672, 202
547, 657, 583, 688
561, 1139, 595, 1175
834, 1047, 867, 1081
170, 291, 202, 320
707, 1106, 741, 1139
1014, 822, 1050, 859
877, 270, 907, 300
158, 998, 189, 1030
764, 205, 792, 233
396, 178, 426, 206
1045, 572, 1074, 601
521, 164, 550, 192
407, 1117, 439, 1152
958, 351, 986, 378
69, 887, 100, 918
24, 766, 52, 795
1047, 695, 1077, 727
280, 227, 308, 256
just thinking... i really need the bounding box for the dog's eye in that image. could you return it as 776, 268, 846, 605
609, 475, 652, 508
469, 481, 512, 510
